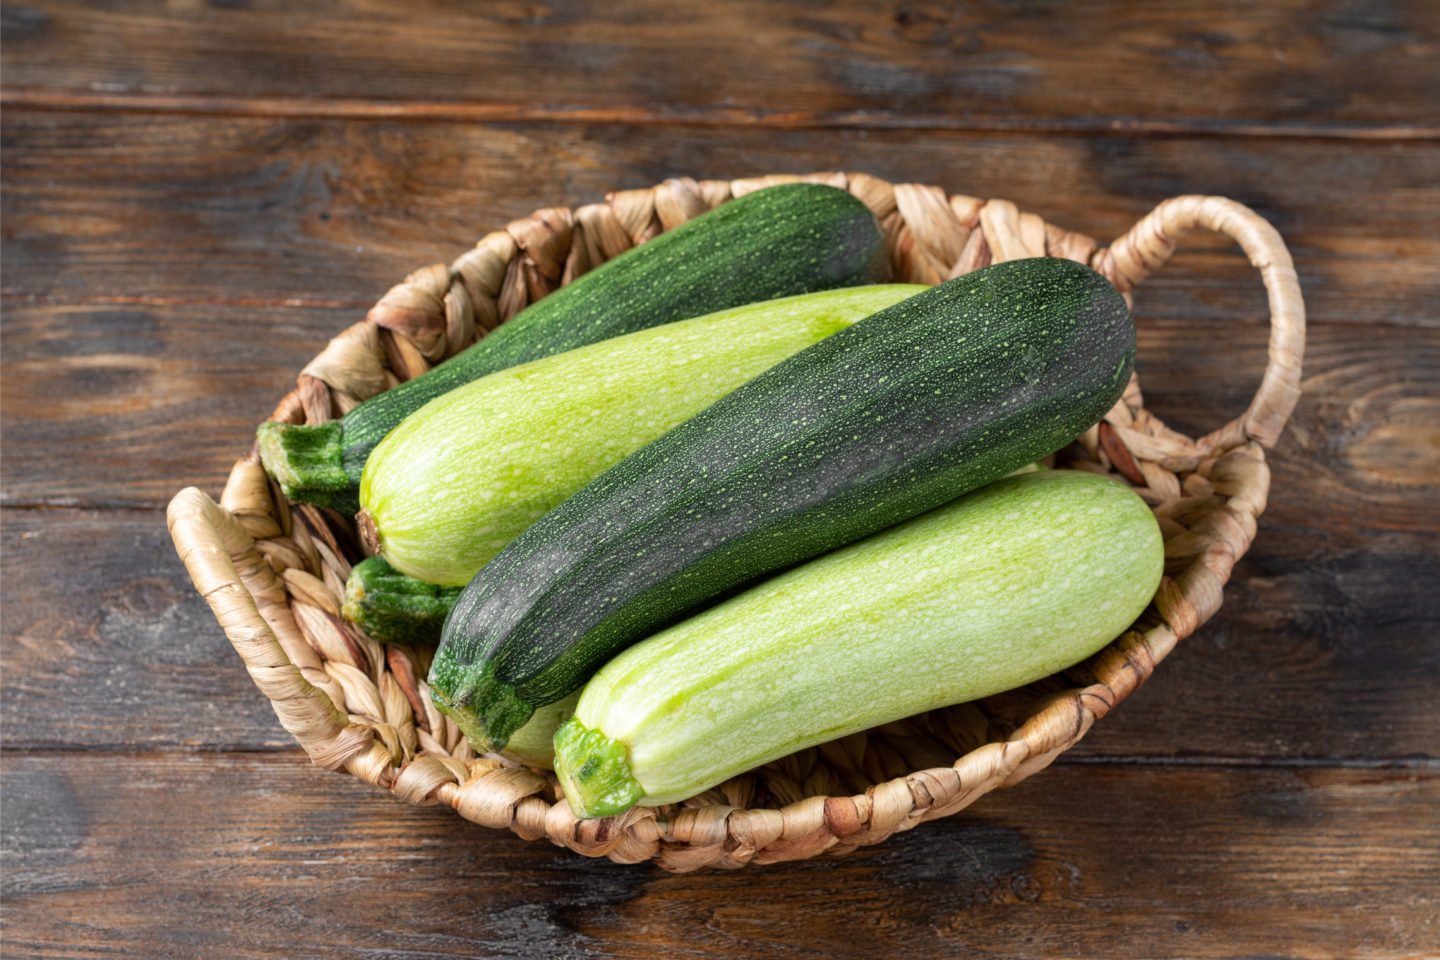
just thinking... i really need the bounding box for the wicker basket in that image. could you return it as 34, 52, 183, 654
167, 172, 1305, 872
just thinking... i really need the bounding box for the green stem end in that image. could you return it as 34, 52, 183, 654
427, 656, 536, 754
256, 420, 359, 513
341, 556, 459, 646
552, 717, 645, 819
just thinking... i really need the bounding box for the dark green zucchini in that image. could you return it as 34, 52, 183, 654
341, 556, 460, 646
429, 257, 1136, 751
257, 183, 889, 513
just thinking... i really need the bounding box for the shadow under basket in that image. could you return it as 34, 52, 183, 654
167, 173, 1306, 872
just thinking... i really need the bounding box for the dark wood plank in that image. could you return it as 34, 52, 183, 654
2, 753, 1434, 958
0, 509, 290, 752
3, 8, 1432, 956
2, 113, 1436, 328
3, 485, 1436, 760
0, 303, 351, 506
2, 0, 1436, 136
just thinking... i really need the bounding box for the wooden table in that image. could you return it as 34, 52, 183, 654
3, 4, 1437, 957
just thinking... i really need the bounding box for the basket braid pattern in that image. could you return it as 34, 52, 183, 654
168, 173, 1305, 872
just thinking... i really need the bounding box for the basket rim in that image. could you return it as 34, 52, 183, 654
167, 172, 1305, 871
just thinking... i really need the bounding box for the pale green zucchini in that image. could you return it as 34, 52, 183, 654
359, 284, 924, 586
500, 692, 579, 769
552, 470, 1163, 818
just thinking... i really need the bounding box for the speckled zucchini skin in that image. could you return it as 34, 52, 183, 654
258, 183, 889, 512
430, 257, 1135, 750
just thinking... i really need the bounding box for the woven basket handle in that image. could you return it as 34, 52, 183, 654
1092, 195, 1306, 453
167, 486, 388, 778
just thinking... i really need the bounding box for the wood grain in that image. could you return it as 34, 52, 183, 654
2, 0, 1436, 136
3, 113, 1437, 328
4, 113, 1435, 515
2, 112, 1434, 766
2, 753, 1435, 958
0, 509, 291, 752
0, 303, 351, 506
4, 500, 1436, 761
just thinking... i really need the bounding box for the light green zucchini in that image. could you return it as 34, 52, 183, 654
359, 284, 925, 586
552, 470, 1163, 818
501, 692, 580, 769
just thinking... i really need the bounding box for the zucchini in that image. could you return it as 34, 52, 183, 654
257, 183, 889, 513
358, 285, 925, 586
553, 470, 1164, 817
430, 257, 1135, 751
341, 556, 461, 646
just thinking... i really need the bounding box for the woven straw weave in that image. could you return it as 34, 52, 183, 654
168, 172, 1305, 872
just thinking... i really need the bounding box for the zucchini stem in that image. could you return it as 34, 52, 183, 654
341, 556, 460, 646
427, 658, 535, 753
552, 718, 645, 819
356, 510, 380, 557
256, 420, 359, 513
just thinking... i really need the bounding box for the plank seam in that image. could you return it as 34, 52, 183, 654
1, 499, 174, 512
0, 291, 374, 310
3, 90, 1438, 141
